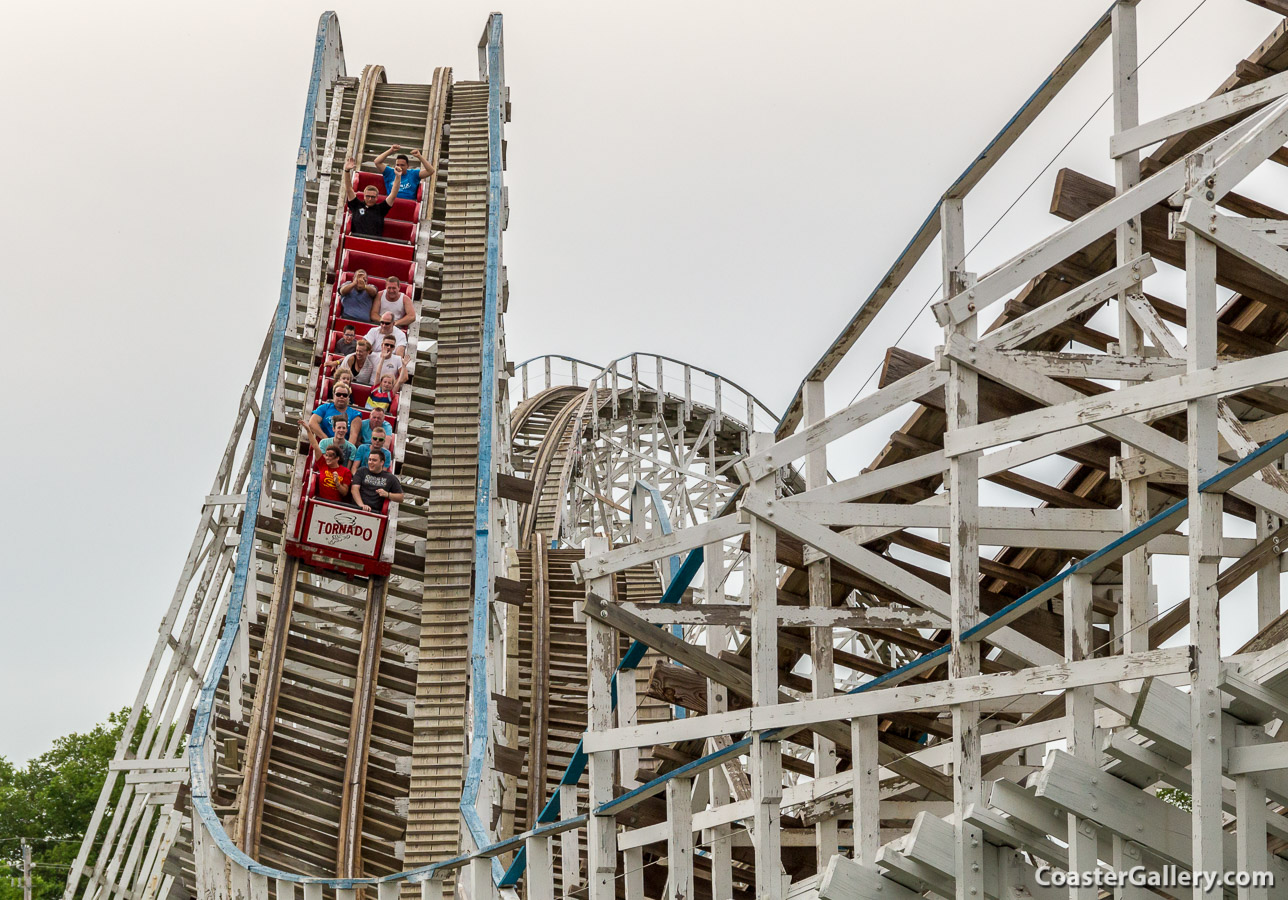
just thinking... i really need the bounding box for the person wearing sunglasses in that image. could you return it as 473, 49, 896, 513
355, 425, 393, 473
353, 404, 392, 447
307, 383, 363, 442
363, 313, 407, 360
374, 337, 407, 389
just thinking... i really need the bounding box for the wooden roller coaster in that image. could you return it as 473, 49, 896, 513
60, 6, 1288, 900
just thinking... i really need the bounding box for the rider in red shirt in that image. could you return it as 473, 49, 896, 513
314, 445, 354, 503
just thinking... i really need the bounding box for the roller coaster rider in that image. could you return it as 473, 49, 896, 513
343, 158, 398, 237
370, 143, 434, 200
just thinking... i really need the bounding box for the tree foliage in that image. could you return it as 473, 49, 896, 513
0, 709, 147, 900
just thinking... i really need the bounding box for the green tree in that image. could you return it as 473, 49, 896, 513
0, 709, 148, 900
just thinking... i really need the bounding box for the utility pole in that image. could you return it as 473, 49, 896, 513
20, 838, 31, 900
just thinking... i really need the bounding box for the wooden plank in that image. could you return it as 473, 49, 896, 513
619, 602, 943, 629
943, 335, 1288, 457
337, 577, 388, 879
496, 472, 535, 503
1111, 68, 1288, 158
584, 647, 1192, 753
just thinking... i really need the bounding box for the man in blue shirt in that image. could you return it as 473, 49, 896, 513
371, 144, 433, 200
307, 384, 364, 441
355, 426, 394, 472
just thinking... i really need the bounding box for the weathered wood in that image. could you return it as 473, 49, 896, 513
496, 472, 536, 504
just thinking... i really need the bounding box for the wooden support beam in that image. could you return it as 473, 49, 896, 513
233, 556, 298, 857
1186, 153, 1225, 876
776, 5, 1113, 436
584, 537, 617, 900
336, 577, 389, 880
1051, 167, 1288, 314
747, 432, 783, 900
584, 647, 1192, 754
1111, 69, 1288, 159
665, 777, 695, 900
619, 601, 943, 629
942, 335, 1288, 457
527, 538, 550, 830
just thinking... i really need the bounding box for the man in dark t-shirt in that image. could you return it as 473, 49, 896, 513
343, 157, 397, 237
351, 449, 404, 512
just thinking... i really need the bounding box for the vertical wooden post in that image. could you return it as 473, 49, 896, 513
851, 716, 879, 864
303, 882, 323, 900
749, 432, 783, 900
1257, 494, 1282, 628
1112, 0, 1153, 658
1185, 152, 1223, 874
803, 379, 838, 869
1064, 574, 1097, 897
419, 876, 443, 900
559, 785, 580, 899
617, 666, 641, 789
470, 858, 494, 900
526, 832, 554, 900
666, 777, 695, 900
623, 847, 646, 900
584, 536, 617, 900
275, 879, 295, 900
704, 494, 733, 900
1235, 726, 1269, 900
528, 537, 551, 830
941, 198, 982, 900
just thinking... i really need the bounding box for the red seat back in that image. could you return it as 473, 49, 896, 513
345, 235, 415, 263
341, 249, 413, 284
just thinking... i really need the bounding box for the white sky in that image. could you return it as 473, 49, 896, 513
0, 0, 1281, 762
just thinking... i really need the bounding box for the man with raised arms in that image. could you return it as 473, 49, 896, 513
343, 158, 397, 238
370, 144, 434, 200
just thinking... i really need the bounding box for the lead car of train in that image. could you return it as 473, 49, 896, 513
285, 169, 428, 579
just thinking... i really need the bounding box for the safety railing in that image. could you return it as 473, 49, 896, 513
513, 354, 603, 401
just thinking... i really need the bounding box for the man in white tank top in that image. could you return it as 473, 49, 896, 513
377, 277, 415, 328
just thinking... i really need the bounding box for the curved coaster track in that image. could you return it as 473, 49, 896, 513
60, 7, 1288, 900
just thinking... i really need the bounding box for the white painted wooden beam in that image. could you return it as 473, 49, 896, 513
1209, 94, 1288, 202
942, 335, 1288, 457
1182, 200, 1288, 288
739, 365, 945, 483
582, 648, 1192, 753
572, 515, 747, 581
1110, 69, 1288, 158
984, 255, 1156, 350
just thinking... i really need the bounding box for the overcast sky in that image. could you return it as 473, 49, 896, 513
0, 0, 1281, 763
